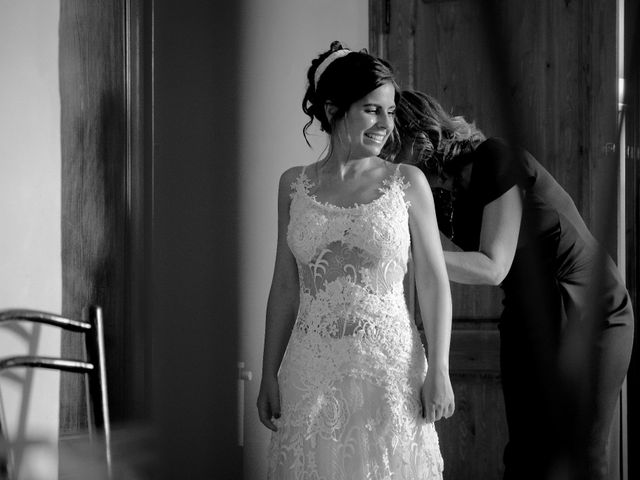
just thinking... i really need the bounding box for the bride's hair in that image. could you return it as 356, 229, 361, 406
302, 41, 400, 147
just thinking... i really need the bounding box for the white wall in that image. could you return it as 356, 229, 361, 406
238, 1, 368, 478
0, 1, 62, 478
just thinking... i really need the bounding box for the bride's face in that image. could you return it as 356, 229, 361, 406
334, 82, 396, 158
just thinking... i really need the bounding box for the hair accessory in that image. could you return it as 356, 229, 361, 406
314, 49, 351, 87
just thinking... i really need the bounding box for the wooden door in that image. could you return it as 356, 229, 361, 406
59, 0, 129, 434
371, 0, 618, 478
59, 0, 149, 467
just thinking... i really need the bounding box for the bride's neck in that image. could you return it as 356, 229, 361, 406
320, 155, 378, 182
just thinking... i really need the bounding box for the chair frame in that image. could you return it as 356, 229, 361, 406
0, 306, 111, 479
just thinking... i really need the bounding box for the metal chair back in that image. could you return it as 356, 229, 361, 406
0, 306, 111, 479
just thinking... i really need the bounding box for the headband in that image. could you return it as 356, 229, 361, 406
313, 49, 351, 87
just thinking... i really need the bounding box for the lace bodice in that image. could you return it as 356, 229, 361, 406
286, 165, 415, 361
288, 167, 410, 306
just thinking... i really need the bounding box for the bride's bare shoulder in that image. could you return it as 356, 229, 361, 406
279, 165, 306, 185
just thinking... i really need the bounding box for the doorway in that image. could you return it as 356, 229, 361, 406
370, 0, 629, 478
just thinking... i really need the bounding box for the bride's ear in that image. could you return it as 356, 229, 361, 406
324, 102, 338, 123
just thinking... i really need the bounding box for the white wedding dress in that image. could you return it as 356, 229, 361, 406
267, 166, 443, 480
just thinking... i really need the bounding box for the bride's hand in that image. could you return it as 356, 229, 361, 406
421, 366, 455, 423
257, 375, 281, 431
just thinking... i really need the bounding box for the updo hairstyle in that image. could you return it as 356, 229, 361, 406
302, 41, 399, 146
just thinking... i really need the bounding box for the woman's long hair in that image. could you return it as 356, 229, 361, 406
392, 90, 485, 177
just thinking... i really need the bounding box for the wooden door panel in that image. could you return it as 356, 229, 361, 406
59, 0, 128, 435
450, 321, 500, 374
443, 321, 506, 478
439, 376, 507, 479
371, 0, 617, 477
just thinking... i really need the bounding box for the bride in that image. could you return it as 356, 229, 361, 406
257, 41, 454, 480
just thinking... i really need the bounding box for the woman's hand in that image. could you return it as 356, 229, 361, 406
421, 366, 455, 423
257, 375, 281, 432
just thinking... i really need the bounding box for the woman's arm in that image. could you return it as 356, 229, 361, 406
445, 185, 523, 285
257, 167, 300, 431
403, 164, 455, 423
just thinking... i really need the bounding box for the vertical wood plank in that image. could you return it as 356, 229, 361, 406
59, 0, 127, 433
369, 0, 386, 58
386, 0, 416, 89
623, 14, 640, 479
123, 0, 151, 423
624, 3, 640, 479
587, 0, 619, 253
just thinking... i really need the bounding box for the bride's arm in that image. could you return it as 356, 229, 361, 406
402, 164, 454, 423
257, 167, 300, 431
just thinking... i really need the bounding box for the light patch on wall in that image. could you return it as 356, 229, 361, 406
0, 0, 62, 478
237, 1, 369, 478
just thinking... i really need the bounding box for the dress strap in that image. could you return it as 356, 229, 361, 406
386, 162, 410, 194
394, 163, 402, 178
291, 165, 311, 198
299, 165, 310, 187
388, 162, 405, 186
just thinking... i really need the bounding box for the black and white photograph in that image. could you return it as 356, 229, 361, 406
0, 1, 638, 479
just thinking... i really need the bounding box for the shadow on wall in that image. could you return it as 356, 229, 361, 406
0, 323, 44, 479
